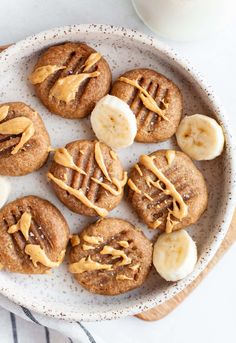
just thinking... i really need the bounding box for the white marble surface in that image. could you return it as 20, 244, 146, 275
0, 0, 236, 342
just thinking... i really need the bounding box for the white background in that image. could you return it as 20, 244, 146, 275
0, 0, 236, 342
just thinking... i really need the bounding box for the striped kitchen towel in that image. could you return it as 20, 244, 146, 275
0, 294, 102, 343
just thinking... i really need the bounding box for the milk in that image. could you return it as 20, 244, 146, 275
132, 0, 235, 41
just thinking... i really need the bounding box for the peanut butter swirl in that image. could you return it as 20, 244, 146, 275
47, 172, 108, 217
29, 65, 66, 84
25, 244, 65, 268
69, 256, 113, 274
119, 77, 169, 121
140, 154, 188, 232
50, 71, 100, 103
0, 116, 35, 155
100, 245, 131, 266
8, 212, 32, 241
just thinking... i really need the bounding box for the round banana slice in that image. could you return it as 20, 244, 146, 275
91, 94, 137, 149
176, 114, 224, 160
153, 230, 197, 282
0, 177, 10, 209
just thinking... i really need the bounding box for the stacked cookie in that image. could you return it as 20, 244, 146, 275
0, 42, 225, 296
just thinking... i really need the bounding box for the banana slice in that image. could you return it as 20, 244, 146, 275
0, 177, 10, 209
176, 114, 224, 160
91, 95, 137, 149
153, 230, 197, 282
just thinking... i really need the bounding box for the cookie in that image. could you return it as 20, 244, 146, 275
0, 102, 50, 176
48, 140, 127, 216
127, 150, 208, 232
29, 42, 112, 119
69, 218, 153, 295
0, 196, 69, 274
111, 68, 182, 142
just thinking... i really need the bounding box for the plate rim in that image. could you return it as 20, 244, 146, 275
0, 23, 235, 322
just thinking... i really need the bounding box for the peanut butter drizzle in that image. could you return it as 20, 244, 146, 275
128, 179, 141, 194
63, 173, 68, 182
144, 192, 153, 201
149, 219, 162, 229
140, 154, 188, 232
118, 241, 129, 248
54, 148, 86, 175
25, 244, 65, 268
0, 263, 4, 270
29, 65, 66, 84
47, 172, 108, 217
91, 172, 127, 196
83, 52, 102, 72
119, 77, 169, 121
134, 163, 143, 176
0, 105, 9, 121
83, 235, 103, 245
94, 142, 111, 181
145, 176, 159, 189
8, 212, 32, 241
100, 245, 131, 266
129, 263, 140, 271
82, 244, 95, 251
109, 150, 117, 160
94, 142, 128, 195
69, 256, 113, 274
116, 274, 133, 281
70, 234, 80, 247
0, 117, 35, 155
128, 178, 153, 201
166, 150, 176, 166
166, 212, 179, 234
50, 71, 100, 103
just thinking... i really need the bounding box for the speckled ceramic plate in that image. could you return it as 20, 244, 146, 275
0, 24, 235, 322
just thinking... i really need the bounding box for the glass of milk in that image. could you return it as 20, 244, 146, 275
132, 0, 235, 41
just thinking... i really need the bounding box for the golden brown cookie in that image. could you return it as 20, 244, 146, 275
0, 102, 50, 176
29, 42, 112, 119
127, 150, 208, 231
48, 140, 127, 216
69, 218, 153, 295
0, 195, 69, 274
111, 68, 182, 142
